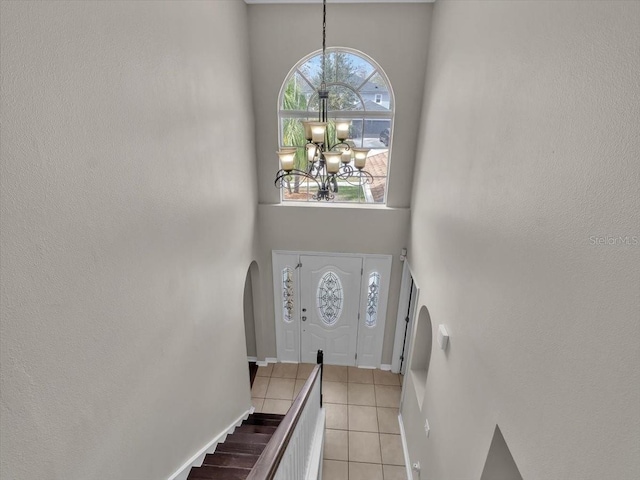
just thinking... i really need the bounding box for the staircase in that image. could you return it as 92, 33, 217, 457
187, 413, 285, 480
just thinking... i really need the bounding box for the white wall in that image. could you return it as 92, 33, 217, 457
248, 3, 432, 362
405, 1, 640, 479
257, 204, 410, 362
0, 1, 257, 479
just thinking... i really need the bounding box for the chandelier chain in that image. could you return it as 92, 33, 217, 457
274, 0, 374, 202
322, 0, 326, 85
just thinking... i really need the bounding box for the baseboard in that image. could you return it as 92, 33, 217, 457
380, 364, 392, 371
247, 356, 258, 362
256, 357, 278, 367
167, 407, 253, 480
398, 412, 414, 480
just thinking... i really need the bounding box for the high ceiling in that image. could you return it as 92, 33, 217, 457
245, 0, 434, 4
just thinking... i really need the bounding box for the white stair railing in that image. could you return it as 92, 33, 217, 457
246, 351, 325, 480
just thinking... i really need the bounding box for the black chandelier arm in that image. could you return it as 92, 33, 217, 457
326, 140, 352, 152
313, 190, 335, 202
308, 162, 321, 177
304, 140, 352, 153
274, 169, 336, 202
305, 140, 350, 152
337, 164, 357, 177
274, 169, 323, 189
314, 175, 336, 201
335, 167, 374, 185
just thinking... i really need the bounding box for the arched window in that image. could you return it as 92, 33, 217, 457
279, 48, 394, 204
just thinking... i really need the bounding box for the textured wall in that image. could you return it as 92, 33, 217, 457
0, 1, 257, 479
406, 1, 640, 479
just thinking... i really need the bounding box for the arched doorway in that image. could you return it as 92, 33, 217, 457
409, 305, 433, 408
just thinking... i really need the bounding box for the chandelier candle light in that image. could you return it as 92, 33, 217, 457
275, 0, 373, 201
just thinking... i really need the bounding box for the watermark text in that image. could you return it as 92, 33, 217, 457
589, 235, 638, 246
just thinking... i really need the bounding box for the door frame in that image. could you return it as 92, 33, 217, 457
390, 260, 420, 374
272, 250, 392, 368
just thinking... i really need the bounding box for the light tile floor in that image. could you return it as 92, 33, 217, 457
251, 363, 405, 480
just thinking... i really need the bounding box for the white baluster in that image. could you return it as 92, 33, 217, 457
274, 374, 322, 480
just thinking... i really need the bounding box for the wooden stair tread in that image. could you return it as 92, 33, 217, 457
187, 465, 251, 480
235, 424, 278, 434
215, 441, 266, 456
186, 412, 285, 478
242, 414, 284, 427
242, 418, 281, 427
249, 413, 285, 420
225, 432, 272, 444
203, 452, 260, 469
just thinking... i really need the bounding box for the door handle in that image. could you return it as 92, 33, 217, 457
302, 316, 307, 322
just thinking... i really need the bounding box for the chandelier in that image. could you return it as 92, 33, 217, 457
274, 0, 373, 201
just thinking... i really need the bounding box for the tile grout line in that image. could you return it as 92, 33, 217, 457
377, 422, 383, 470
347, 399, 350, 471
347, 404, 350, 480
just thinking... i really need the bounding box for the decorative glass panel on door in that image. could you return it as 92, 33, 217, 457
282, 267, 294, 323
317, 271, 344, 326
366, 272, 380, 327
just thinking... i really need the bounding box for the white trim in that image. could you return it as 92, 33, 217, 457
247, 356, 258, 362
391, 261, 419, 374
391, 262, 411, 373
256, 357, 278, 367
380, 364, 392, 371
167, 407, 253, 480
399, 278, 420, 409
304, 409, 326, 480
398, 412, 414, 480
260, 202, 409, 211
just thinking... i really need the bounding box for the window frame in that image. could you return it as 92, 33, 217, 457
277, 47, 395, 205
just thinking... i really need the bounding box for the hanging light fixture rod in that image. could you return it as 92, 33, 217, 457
274, 0, 373, 202
318, 0, 328, 124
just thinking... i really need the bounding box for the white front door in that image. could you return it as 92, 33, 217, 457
299, 255, 362, 365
